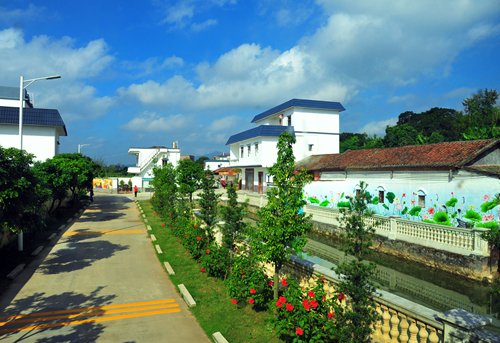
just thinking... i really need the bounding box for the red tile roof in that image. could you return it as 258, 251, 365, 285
296, 139, 500, 171
214, 167, 237, 175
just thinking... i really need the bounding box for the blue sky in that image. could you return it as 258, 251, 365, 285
1, 0, 499, 165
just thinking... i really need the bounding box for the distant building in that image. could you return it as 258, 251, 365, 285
128, 144, 181, 190
212, 152, 230, 160
0, 86, 67, 162
180, 155, 195, 161
226, 99, 345, 193
204, 159, 230, 171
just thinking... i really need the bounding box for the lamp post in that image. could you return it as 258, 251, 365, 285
78, 144, 90, 153
18, 75, 60, 252
19, 75, 61, 150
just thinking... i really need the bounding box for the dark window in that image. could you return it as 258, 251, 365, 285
287, 116, 291, 126
162, 159, 169, 165
308, 144, 314, 152
418, 195, 425, 208
240, 146, 244, 158
379, 190, 384, 203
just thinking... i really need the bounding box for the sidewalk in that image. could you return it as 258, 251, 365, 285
0, 194, 210, 342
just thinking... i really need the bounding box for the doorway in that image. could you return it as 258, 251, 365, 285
245, 169, 254, 192
258, 172, 263, 194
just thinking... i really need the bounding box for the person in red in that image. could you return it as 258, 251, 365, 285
134, 185, 138, 197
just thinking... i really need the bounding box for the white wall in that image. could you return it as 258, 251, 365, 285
293, 108, 339, 133
205, 160, 229, 171
0, 124, 57, 161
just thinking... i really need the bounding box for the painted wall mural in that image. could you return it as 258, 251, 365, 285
303, 178, 499, 229
93, 178, 113, 190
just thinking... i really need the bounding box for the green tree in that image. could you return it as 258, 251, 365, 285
108, 164, 116, 176
152, 163, 177, 218
195, 156, 209, 166
198, 170, 221, 233
220, 186, 248, 269
52, 153, 102, 206
0, 146, 48, 234
335, 181, 379, 342
177, 158, 204, 204
383, 123, 419, 147
252, 131, 313, 299
462, 88, 499, 127
32, 158, 68, 216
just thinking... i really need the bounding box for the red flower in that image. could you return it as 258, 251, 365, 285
302, 299, 310, 310
162, 224, 165, 227
250, 288, 256, 294
296, 327, 303, 335
286, 303, 294, 311
201, 267, 205, 272
264, 275, 268, 278
269, 281, 273, 286
178, 239, 181, 242
241, 270, 245, 274
279, 296, 286, 304
308, 290, 315, 297
276, 300, 282, 308
232, 299, 237, 304
281, 279, 288, 286
197, 236, 201, 240
170, 213, 172, 216
194, 224, 198, 228
154, 213, 157, 216
428, 207, 435, 214
322, 296, 325, 302
249, 298, 255, 304
310, 299, 319, 308
185, 252, 188, 254
337, 293, 345, 301
403, 193, 406, 197
185, 234, 187, 238
206, 249, 210, 254
319, 276, 326, 283
328, 312, 335, 319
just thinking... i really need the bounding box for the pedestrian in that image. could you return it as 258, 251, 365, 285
230, 180, 233, 188
134, 185, 138, 197
222, 179, 226, 189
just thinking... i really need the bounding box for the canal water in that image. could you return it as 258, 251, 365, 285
243, 216, 493, 318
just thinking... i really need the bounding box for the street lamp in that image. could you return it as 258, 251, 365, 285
19, 75, 61, 150
78, 144, 90, 153
18, 75, 60, 252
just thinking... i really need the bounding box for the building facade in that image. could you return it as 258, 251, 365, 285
226, 99, 345, 193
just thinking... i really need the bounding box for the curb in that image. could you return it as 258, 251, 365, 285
7, 264, 25, 280
47, 233, 56, 240
58, 225, 65, 231
155, 245, 163, 254
150, 234, 157, 242
213, 332, 229, 343
147, 225, 152, 231
164, 262, 175, 275
31, 246, 44, 256
178, 284, 196, 307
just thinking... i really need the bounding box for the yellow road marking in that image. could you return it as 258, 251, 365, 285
0, 299, 175, 321
0, 308, 181, 334
0, 304, 179, 326
63, 230, 143, 236
85, 209, 137, 212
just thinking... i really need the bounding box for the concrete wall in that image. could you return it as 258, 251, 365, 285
0, 124, 57, 161
303, 170, 500, 228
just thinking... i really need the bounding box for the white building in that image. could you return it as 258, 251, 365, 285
127, 144, 181, 190
0, 86, 67, 162
226, 99, 345, 193
204, 159, 230, 171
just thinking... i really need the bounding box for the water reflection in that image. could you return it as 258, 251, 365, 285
305, 231, 490, 315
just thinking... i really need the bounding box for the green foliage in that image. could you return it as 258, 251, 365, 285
337, 201, 350, 208
433, 211, 451, 226
383, 123, 418, 148
198, 170, 221, 231
252, 131, 313, 299
225, 254, 272, 309
152, 163, 177, 219
270, 277, 341, 342
481, 200, 498, 213
402, 206, 408, 215
487, 277, 500, 319
464, 209, 482, 221
319, 200, 330, 207
32, 158, 68, 216
0, 146, 48, 233
308, 197, 320, 204
382, 204, 389, 210
423, 219, 435, 224
336, 181, 379, 342
385, 192, 395, 204
177, 158, 204, 203
372, 196, 379, 205
201, 243, 229, 279
446, 198, 458, 207
477, 221, 499, 229
409, 206, 421, 216
128, 179, 132, 189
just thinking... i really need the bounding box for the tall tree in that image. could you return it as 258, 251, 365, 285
198, 170, 221, 233
177, 158, 204, 203
251, 131, 313, 299
220, 186, 248, 268
152, 163, 177, 218
463, 88, 499, 127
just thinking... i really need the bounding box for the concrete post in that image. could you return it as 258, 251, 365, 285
471, 227, 489, 255
437, 308, 491, 343
388, 215, 400, 240
215, 221, 224, 246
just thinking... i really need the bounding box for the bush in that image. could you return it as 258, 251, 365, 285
464, 210, 482, 221
433, 211, 451, 226
201, 243, 229, 279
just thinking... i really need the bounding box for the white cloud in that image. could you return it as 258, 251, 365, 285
119, 111, 192, 132
443, 87, 476, 100
358, 117, 398, 136
191, 19, 218, 32
387, 94, 416, 104
0, 4, 46, 24
121, 55, 184, 77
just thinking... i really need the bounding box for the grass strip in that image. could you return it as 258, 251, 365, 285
139, 200, 282, 343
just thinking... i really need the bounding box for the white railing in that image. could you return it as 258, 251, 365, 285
140, 149, 161, 173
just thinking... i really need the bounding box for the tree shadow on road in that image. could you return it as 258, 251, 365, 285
38, 233, 129, 275
0, 286, 115, 343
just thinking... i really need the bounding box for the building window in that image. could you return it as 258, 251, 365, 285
162, 158, 169, 166
248, 145, 251, 157
418, 195, 425, 208
255, 143, 259, 155
287, 116, 291, 126
379, 190, 384, 203
308, 144, 314, 152
240, 146, 244, 158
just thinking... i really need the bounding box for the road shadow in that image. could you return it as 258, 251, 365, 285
77, 211, 128, 223
38, 233, 129, 275
0, 286, 115, 343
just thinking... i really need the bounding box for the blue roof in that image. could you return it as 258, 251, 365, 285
251, 99, 345, 123
0, 106, 67, 136
226, 125, 292, 145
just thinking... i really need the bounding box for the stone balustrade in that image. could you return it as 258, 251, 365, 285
261, 255, 499, 343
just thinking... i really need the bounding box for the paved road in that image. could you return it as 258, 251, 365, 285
0, 194, 210, 342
